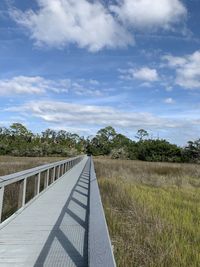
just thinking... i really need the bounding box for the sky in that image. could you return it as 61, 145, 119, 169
0, 0, 200, 146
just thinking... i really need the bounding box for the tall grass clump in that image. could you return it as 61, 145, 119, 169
95, 158, 200, 267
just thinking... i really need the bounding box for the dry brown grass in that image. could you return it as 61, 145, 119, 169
94, 158, 200, 267
0, 156, 66, 176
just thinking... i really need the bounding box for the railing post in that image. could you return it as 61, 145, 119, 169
62, 164, 64, 175
44, 170, 49, 188
58, 165, 61, 178
52, 167, 55, 182
0, 186, 5, 223
18, 178, 27, 209
36, 173, 41, 195
61, 164, 63, 176
34, 174, 38, 196
64, 163, 67, 173
63, 164, 65, 174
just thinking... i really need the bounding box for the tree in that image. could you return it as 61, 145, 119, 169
135, 129, 149, 141
10, 123, 32, 138
96, 126, 117, 142
183, 139, 200, 162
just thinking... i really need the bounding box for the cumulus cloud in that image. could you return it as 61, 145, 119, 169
7, 100, 181, 129
10, 0, 187, 51
163, 51, 200, 89
111, 0, 187, 30
120, 67, 159, 82
11, 0, 133, 52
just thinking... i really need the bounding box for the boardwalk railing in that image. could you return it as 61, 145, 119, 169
0, 156, 83, 223
88, 157, 116, 267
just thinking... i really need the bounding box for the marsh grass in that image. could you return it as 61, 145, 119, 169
0, 156, 65, 221
0, 156, 66, 176
95, 158, 200, 267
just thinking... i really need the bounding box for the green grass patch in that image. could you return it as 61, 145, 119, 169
95, 158, 200, 267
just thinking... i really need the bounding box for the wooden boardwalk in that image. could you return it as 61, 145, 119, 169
0, 156, 116, 267
0, 157, 89, 266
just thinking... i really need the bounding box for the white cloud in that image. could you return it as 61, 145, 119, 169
133, 67, 159, 82
0, 76, 70, 95
0, 76, 45, 95
120, 67, 159, 82
111, 0, 187, 30
0, 76, 104, 97
11, 0, 133, 52
164, 97, 175, 104
10, 0, 187, 52
71, 82, 103, 97
6, 100, 181, 130
163, 51, 200, 89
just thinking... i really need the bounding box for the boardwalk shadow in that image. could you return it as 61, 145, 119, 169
33, 161, 90, 267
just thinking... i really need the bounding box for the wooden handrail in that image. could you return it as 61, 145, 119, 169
88, 157, 116, 267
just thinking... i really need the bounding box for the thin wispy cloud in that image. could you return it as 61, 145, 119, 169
6, 100, 178, 129
0, 76, 69, 95
0, 76, 104, 97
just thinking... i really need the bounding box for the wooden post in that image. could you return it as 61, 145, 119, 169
52, 167, 55, 182
36, 173, 41, 195
59, 164, 62, 177
44, 170, 49, 188
58, 165, 61, 178
18, 178, 27, 209
64, 163, 66, 173
62, 164, 64, 175
34, 174, 38, 196
0, 186, 5, 223
60, 165, 63, 176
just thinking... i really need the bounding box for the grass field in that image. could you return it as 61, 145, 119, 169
0, 156, 66, 176
1, 156, 199, 266
94, 158, 200, 267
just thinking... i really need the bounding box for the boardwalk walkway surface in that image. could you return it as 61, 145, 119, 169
0, 156, 90, 267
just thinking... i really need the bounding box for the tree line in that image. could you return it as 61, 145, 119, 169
0, 123, 199, 163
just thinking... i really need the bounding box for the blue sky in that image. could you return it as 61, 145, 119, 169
0, 0, 200, 145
